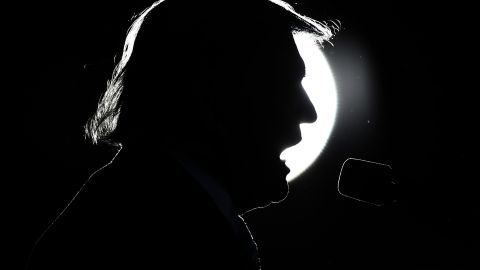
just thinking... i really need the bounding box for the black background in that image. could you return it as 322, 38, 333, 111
12, 0, 477, 269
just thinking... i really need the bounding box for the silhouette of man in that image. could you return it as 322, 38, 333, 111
27, 0, 335, 269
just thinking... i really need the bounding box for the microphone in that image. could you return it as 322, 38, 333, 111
338, 158, 397, 207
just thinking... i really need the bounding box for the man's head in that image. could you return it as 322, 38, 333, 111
85, 0, 336, 214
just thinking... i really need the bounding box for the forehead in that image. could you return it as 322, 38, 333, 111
252, 31, 306, 80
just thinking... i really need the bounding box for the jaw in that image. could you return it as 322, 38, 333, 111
228, 155, 290, 215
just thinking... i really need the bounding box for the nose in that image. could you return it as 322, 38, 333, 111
298, 86, 317, 124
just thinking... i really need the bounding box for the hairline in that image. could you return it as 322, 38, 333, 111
85, 0, 339, 146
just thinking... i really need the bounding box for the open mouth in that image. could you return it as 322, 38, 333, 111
279, 157, 291, 173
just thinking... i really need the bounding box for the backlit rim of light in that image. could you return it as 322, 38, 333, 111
280, 32, 338, 182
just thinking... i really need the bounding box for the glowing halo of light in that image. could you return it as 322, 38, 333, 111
280, 32, 338, 182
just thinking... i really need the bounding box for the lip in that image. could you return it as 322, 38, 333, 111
282, 161, 290, 174
278, 157, 290, 169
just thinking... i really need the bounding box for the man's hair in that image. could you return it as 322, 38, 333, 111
84, 0, 339, 147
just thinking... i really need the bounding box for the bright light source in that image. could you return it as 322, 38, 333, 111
280, 33, 338, 182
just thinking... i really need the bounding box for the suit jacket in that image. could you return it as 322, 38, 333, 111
27, 149, 259, 269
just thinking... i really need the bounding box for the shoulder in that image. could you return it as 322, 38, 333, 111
27, 150, 243, 269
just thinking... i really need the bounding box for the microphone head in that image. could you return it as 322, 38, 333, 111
338, 158, 396, 207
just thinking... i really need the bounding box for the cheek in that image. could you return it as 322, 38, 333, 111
218, 92, 290, 139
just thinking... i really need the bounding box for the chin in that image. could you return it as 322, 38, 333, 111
269, 179, 290, 203
243, 188, 289, 215
271, 158, 290, 200
262, 156, 290, 200
234, 149, 291, 214
238, 175, 289, 214
244, 170, 290, 214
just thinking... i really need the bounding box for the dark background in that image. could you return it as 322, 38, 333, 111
12, 0, 476, 269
